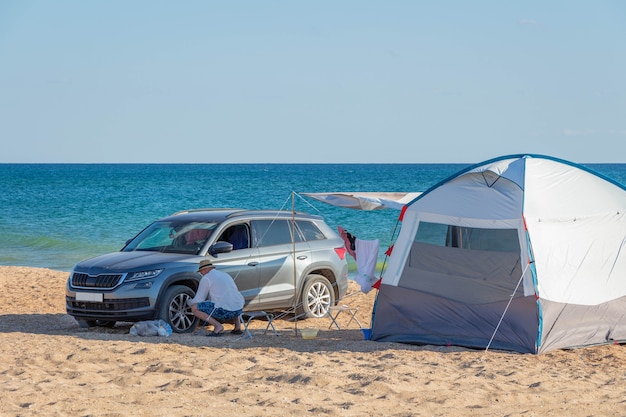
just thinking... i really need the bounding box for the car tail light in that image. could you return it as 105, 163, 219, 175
334, 246, 347, 260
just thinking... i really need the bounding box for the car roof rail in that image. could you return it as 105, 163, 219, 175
227, 210, 320, 219
170, 208, 244, 216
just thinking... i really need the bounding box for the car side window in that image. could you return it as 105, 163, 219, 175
253, 219, 302, 247
217, 224, 250, 250
296, 220, 325, 241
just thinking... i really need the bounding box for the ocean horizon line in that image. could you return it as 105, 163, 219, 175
0, 162, 473, 166
2, 159, 625, 166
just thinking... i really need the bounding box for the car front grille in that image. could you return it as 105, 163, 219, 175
66, 296, 151, 313
71, 272, 124, 289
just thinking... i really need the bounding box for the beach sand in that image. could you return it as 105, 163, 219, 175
1, 266, 625, 416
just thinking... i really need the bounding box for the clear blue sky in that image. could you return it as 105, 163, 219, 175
1, 1, 624, 163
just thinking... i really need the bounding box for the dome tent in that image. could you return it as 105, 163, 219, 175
371, 154, 626, 353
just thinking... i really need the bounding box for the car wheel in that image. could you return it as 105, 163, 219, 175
298, 274, 335, 318
158, 285, 198, 333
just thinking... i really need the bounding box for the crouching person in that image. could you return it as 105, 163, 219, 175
188, 259, 245, 336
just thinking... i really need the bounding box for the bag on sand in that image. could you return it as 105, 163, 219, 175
129, 319, 173, 337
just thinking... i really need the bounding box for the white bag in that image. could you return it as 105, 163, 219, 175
129, 319, 173, 337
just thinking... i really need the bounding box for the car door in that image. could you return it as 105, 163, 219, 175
251, 218, 312, 311
208, 223, 261, 309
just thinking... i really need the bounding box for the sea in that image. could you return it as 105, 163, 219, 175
2, 163, 625, 273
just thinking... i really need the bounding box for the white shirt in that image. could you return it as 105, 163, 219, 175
187, 268, 245, 311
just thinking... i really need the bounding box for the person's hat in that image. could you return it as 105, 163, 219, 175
197, 259, 214, 271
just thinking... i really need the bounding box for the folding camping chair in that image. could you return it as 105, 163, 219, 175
239, 311, 279, 338
327, 304, 363, 330
326, 290, 364, 330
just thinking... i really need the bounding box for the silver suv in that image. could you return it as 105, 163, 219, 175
66, 209, 349, 333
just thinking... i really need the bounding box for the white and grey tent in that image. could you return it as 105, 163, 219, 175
371, 154, 626, 353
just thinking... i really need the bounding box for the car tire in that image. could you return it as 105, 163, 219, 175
158, 285, 198, 333
297, 274, 335, 318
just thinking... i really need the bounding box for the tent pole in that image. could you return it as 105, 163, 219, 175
483, 263, 529, 356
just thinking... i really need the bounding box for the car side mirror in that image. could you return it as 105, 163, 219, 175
208, 241, 233, 256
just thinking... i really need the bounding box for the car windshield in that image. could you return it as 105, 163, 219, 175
123, 220, 218, 254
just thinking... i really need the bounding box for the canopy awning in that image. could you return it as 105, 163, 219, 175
302, 192, 421, 211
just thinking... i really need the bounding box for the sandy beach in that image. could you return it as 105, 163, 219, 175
1, 266, 625, 416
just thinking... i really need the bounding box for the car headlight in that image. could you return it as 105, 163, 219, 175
125, 269, 164, 282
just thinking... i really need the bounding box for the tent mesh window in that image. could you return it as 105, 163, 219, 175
400, 222, 523, 304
